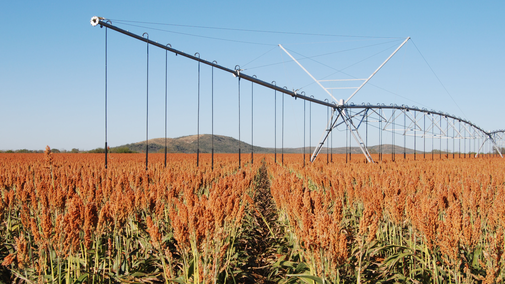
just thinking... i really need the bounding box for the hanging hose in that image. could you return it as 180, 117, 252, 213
303, 98, 306, 167
165, 48, 167, 167
414, 111, 417, 160
438, 115, 442, 160
196, 53, 201, 167
238, 72, 241, 168
143, 32, 149, 171
212, 61, 217, 170
452, 119, 455, 159
104, 26, 108, 169
310, 96, 313, 163
331, 110, 334, 163
404, 111, 406, 160
392, 109, 395, 162
331, 118, 333, 163
379, 108, 382, 161
164, 44, 170, 167
364, 109, 369, 162
326, 100, 329, 164
432, 114, 434, 161
282, 87, 285, 165
273, 81, 277, 163
251, 79, 254, 164
345, 110, 348, 163
446, 117, 449, 159
423, 114, 426, 159
346, 110, 353, 163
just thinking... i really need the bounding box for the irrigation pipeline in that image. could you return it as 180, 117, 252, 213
91, 16, 505, 161
91, 17, 335, 107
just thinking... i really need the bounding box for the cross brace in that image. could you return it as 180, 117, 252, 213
310, 107, 374, 163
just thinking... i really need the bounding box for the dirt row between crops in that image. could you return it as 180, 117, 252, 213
236, 161, 290, 283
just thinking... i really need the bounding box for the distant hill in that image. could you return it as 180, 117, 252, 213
123, 134, 273, 154
118, 134, 425, 154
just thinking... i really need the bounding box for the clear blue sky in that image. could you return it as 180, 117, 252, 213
1, 1, 503, 151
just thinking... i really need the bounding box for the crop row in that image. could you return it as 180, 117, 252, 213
269, 155, 505, 283
0, 149, 259, 283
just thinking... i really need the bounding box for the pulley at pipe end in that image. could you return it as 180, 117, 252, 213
90, 16, 103, 27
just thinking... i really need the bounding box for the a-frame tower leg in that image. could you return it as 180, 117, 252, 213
311, 107, 374, 163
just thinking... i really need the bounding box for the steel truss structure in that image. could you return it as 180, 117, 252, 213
91, 16, 505, 163
311, 104, 504, 163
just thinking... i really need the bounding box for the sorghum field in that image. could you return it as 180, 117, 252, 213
1, 148, 504, 283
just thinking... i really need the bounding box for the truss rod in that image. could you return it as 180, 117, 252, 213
279, 44, 338, 102
345, 37, 410, 103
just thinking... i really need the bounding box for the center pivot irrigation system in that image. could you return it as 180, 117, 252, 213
91, 16, 505, 168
